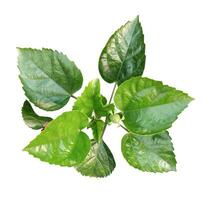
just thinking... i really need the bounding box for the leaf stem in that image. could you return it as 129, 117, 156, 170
108, 83, 117, 104
71, 95, 77, 99
101, 83, 117, 136
119, 124, 128, 132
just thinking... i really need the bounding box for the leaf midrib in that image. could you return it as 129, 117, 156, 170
123, 99, 188, 112
116, 19, 139, 83
84, 142, 111, 174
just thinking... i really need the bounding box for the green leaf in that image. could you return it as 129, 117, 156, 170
18, 48, 83, 111
22, 100, 52, 130
24, 110, 90, 166
121, 131, 176, 172
76, 140, 116, 177
114, 77, 193, 135
101, 95, 107, 105
89, 119, 104, 142
99, 16, 145, 85
73, 79, 114, 118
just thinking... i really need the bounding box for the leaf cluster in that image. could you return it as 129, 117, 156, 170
18, 16, 193, 177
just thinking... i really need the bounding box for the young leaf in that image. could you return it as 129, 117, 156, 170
99, 16, 145, 85
24, 111, 90, 166
73, 79, 114, 118
76, 140, 116, 177
18, 48, 83, 111
101, 95, 107, 105
114, 77, 193, 135
121, 131, 176, 172
22, 100, 52, 130
89, 119, 104, 142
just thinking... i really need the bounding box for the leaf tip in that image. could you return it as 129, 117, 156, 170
16, 47, 25, 54
185, 95, 194, 105
132, 15, 140, 24
23, 145, 29, 152
189, 96, 195, 101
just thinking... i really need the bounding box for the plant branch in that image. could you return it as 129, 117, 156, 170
108, 83, 117, 104
71, 95, 77, 99
101, 83, 117, 136
119, 124, 128, 132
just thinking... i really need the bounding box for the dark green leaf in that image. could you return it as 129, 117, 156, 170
101, 95, 107, 105
24, 111, 90, 166
99, 16, 145, 85
114, 77, 193, 135
73, 79, 114, 118
76, 140, 116, 177
22, 100, 52, 130
121, 131, 176, 172
18, 48, 83, 111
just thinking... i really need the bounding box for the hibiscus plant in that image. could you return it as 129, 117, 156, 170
18, 16, 193, 177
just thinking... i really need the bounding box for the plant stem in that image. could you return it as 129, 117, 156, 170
120, 124, 128, 132
108, 83, 117, 104
101, 83, 117, 136
71, 95, 77, 99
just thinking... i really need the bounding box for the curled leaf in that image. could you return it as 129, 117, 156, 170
22, 100, 52, 130
73, 79, 114, 118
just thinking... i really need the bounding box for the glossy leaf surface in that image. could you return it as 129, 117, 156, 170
114, 77, 193, 135
24, 111, 90, 166
22, 100, 52, 130
76, 140, 116, 177
18, 48, 83, 111
122, 131, 176, 172
99, 16, 145, 85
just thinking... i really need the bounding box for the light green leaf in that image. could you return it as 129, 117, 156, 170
22, 100, 52, 130
24, 111, 90, 166
89, 119, 104, 142
121, 131, 176, 172
99, 16, 145, 85
73, 79, 114, 118
18, 48, 83, 111
76, 140, 116, 177
114, 77, 193, 135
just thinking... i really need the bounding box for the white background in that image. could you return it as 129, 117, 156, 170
0, 0, 210, 199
